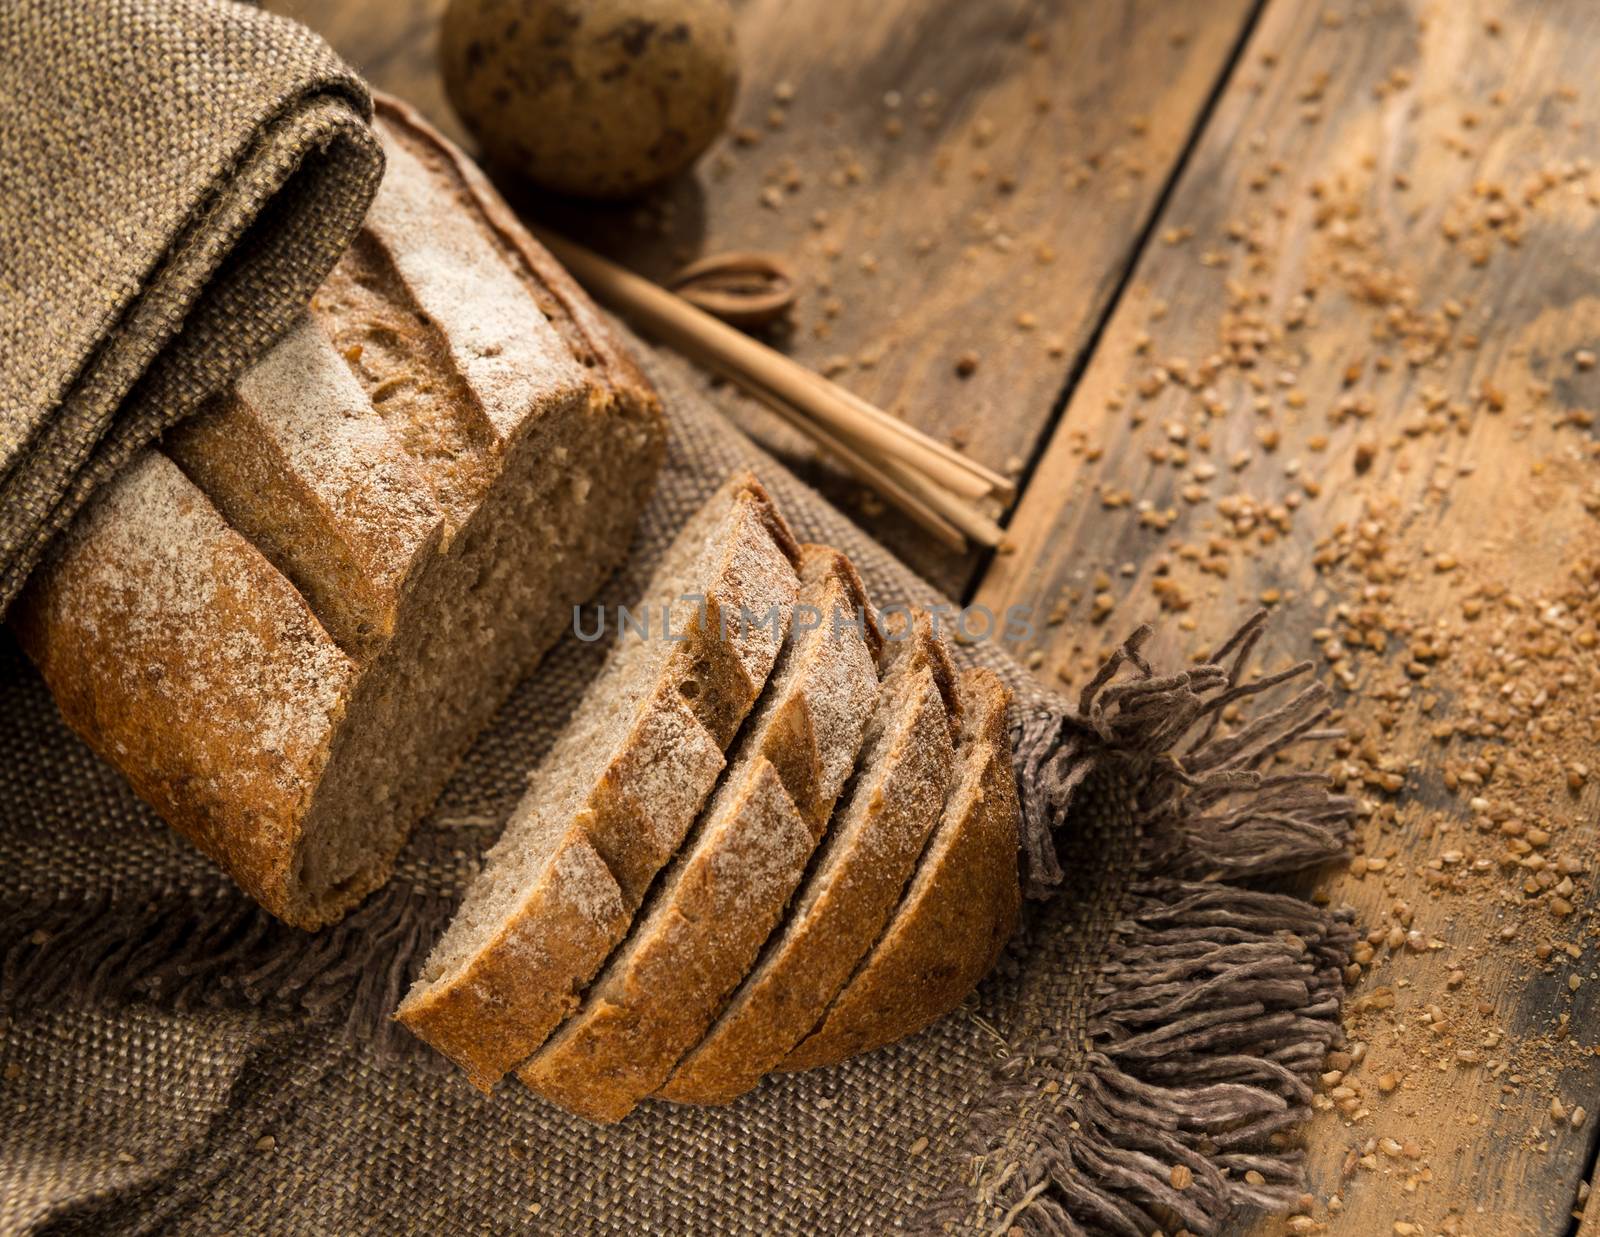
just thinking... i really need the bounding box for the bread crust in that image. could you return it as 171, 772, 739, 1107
165, 317, 446, 661
397, 476, 803, 1086
359, 117, 591, 445
372, 93, 661, 425
779, 668, 1020, 1071
882, 607, 962, 733
11, 454, 357, 921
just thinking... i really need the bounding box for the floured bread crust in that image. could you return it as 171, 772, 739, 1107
11, 454, 356, 919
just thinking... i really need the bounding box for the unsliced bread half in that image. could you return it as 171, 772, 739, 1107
518, 546, 883, 1122
661, 612, 961, 1104
395, 475, 802, 1089
780, 667, 1020, 1072
16, 100, 665, 930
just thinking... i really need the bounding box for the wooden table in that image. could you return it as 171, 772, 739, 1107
269, 1, 1600, 1231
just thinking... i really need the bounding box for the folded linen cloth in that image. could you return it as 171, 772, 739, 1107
0, 0, 383, 613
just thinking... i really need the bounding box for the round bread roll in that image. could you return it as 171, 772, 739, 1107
440, 0, 739, 199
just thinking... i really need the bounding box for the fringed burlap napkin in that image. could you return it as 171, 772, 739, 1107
0, 319, 1355, 1232
0, 0, 383, 614
0, 5, 1354, 1225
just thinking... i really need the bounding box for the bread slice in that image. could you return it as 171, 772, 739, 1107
660, 614, 960, 1104
395, 476, 803, 1089
165, 317, 448, 661
780, 668, 1020, 1072
742, 544, 884, 831
14, 103, 665, 930
517, 546, 883, 1121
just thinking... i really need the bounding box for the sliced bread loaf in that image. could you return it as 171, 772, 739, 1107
780, 668, 1020, 1072
395, 475, 802, 1089
15, 102, 665, 930
517, 546, 883, 1121
661, 613, 961, 1104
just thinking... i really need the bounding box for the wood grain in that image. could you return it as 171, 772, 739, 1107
264, 0, 1259, 593
976, 0, 1600, 1233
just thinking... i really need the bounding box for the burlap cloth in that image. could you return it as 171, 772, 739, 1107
0, 7, 1356, 1232
0, 332, 1356, 1233
0, 0, 383, 615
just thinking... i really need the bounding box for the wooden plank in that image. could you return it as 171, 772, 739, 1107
264, 0, 1259, 593
976, 0, 1600, 1233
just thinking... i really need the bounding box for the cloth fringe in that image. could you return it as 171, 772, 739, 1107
967, 883, 1357, 1237
963, 611, 1356, 1235
1012, 611, 1350, 898
0, 880, 455, 1061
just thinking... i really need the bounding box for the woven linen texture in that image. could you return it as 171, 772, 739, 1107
0, 0, 383, 613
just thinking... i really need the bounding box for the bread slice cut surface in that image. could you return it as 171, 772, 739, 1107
396, 475, 801, 1087
517, 543, 882, 1121
780, 667, 1020, 1072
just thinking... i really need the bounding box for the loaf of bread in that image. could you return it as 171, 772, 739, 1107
13, 97, 665, 930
